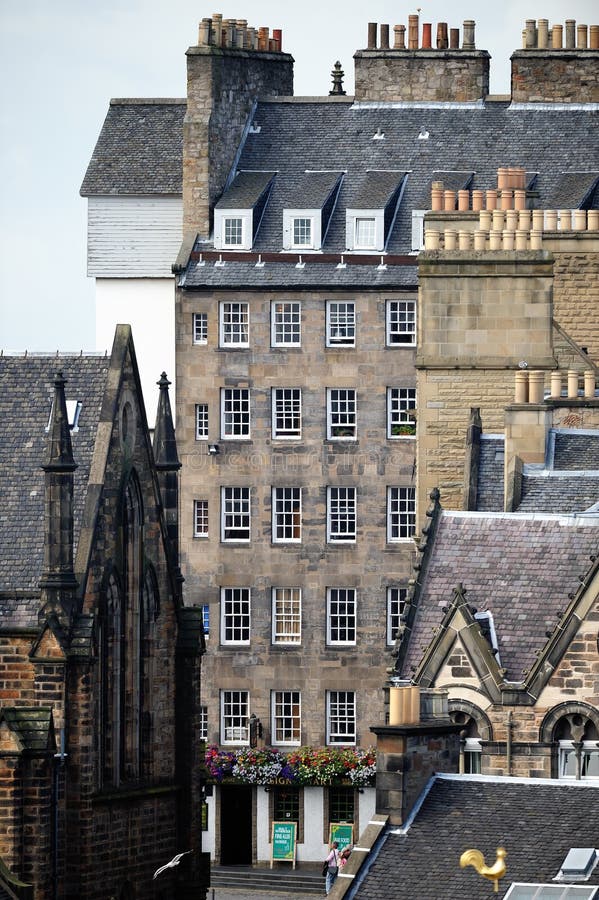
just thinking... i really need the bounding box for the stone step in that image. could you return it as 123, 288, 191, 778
210, 866, 324, 895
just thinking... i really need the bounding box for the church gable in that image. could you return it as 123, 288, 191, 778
435, 635, 478, 688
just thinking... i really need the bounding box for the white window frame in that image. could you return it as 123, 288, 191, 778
220, 587, 251, 645
193, 499, 209, 538
195, 403, 209, 440
221, 690, 249, 745
292, 217, 313, 248
326, 588, 357, 646
272, 388, 302, 440
327, 388, 357, 441
326, 301, 356, 348
193, 312, 208, 344
387, 387, 416, 439
271, 301, 301, 347
327, 487, 357, 543
386, 300, 416, 346
221, 388, 250, 440
272, 487, 302, 543
202, 604, 210, 638
387, 487, 416, 542
411, 210, 426, 252
326, 690, 356, 746
224, 216, 244, 247
271, 690, 301, 746
221, 487, 251, 542
346, 208, 384, 251
463, 737, 482, 774
283, 209, 322, 250
199, 705, 208, 741
272, 588, 302, 645
386, 586, 407, 646
558, 740, 599, 780
219, 301, 249, 347
214, 208, 252, 251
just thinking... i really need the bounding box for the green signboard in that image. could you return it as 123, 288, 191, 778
271, 821, 297, 868
329, 823, 354, 850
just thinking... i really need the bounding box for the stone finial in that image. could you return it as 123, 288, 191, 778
153, 372, 181, 472
43, 372, 77, 473
329, 61, 346, 96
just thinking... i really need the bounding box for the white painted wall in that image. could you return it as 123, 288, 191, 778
95, 277, 175, 425
87, 196, 182, 277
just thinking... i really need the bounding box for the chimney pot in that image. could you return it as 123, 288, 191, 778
532, 210, 545, 231
577, 24, 588, 49
367, 22, 378, 50
212, 12, 223, 46
588, 209, 599, 230
552, 23, 563, 48
462, 19, 476, 50
479, 210, 492, 231
444, 229, 457, 250
506, 209, 518, 231
525, 19, 537, 49
567, 370, 579, 399
443, 189, 456, 211
474, 229, 486, 250
565, 19, 576, 49
458, 230, 471, 250
518, 209, 531, 230
485, 189, 498, 210
515, 370, 529, 403
545, 210, 558, 231
472, 189, 484, 211
537, 19, 549, 48
408, 14, 419, 49
584, 371, 596, 399
422, 23, 432, 49
514, 189, 526, 211
573, 210, 586, 231
394, 24, 406, 49
528, 371, 545, 404
431, 186, 444, 211
502, 229, 515, 250
492, 209, 505, 231
380, 23, 390, 50
489, 230, 502, 250
530, 229, 543, 250
424, 228, 440, 250
272, 28, 282, 51
458, 189, 470, 211
497, 167, 509, 190
500, 189, 514, 211
590, 25, 599, 49
559, 210, 572, 230
515, 229, 528, 250
437, 22, 448, 49
550, 371, 562, 399
198, 17, 212, 46
449, 27, 460, 49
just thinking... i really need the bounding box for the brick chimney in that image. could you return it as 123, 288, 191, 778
183, 14, 294, 239
354, 18, 490, 102
511, 18, 599, 102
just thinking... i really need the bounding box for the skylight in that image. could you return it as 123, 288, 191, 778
504, 884, 598, 899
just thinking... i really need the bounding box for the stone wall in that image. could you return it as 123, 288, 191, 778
511, 50, 599, 103
184, 47, 293, 238
177, 286, 418, 750
353, 50, 490, 102
553, 251, 599, 364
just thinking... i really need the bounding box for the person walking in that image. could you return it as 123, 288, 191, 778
325, 841, 340, 895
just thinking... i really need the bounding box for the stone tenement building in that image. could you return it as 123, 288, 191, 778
82, 12, 599, 866
0, 327, 207, 900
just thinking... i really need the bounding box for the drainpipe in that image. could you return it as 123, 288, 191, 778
506, 712, 513, 776
53, 728, 67, 900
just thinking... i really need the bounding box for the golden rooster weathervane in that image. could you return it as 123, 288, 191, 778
460, 847, 507, 893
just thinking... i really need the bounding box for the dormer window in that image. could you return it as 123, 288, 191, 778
46, 399, 82, 433
214, 171, 275, 251
345, 171, 406, 252
282, 173, 343, 252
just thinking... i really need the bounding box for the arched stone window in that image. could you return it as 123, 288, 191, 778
449, 700, 493, 775
540, 702, 599, 780
122, 472, 144, 782
141, 564, 159, 779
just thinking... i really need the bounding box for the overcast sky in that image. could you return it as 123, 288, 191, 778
1, 0, 596, 352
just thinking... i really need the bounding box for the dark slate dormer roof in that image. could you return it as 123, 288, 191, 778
182, 258, 418, 289
476, 435, 504, 512
215, 171, 275, 209
0, 356, 110, 619
548, 172, 599, 210
552, 430, 599, 470
518, 473, 599, 514
400, 512, 598, 681
280, 171, 342, 209
80, 99, 186, 196
347, 170, 404, 208
350, 776, 599, 900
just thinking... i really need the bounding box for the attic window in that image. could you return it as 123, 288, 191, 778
504, 885, 599, 899
474, 611, 500, 662
292, 217, 313, 249
224, 217, 244, 247
555, 848, 598, 883
354, 217, 377, 249
214, 209, 253, 251
46, 400, 82, 433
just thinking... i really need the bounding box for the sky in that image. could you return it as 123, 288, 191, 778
1, 0, 597, 352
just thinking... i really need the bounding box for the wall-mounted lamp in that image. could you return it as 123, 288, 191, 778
208, 444, 220, 456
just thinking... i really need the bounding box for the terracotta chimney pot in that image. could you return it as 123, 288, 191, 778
501, 189, 514, 211
444, 229, 457, 250
506, 209, 518, 231
532, 210, 545, 231
559, 210, 572, 230
492, 209, 505, 231
479, 210, 492, 231
425, 229, 440, 250
528, 371, 545, 404
567, 370, 579, 399
497, 167, 509, 190
545, 210, 558, 231
408, 14, 419, 49
573, 210, 587, 231
530, 229, 543, 250
577, 24, 588, 48
515, 229, 528, 250
380, 23, 390, 49
515, 370, 529, 403
394, 24, 406, 49
437, 22, 448, 49
431, 187, 444, 211
584, 372, 596, 399
485, 189, 498, 210
525, 19, 537, 49
550, 372, 562, 399
502, 229, 514, 250
590, 25, 599, 49
472, 190, 484, 211
565, 19, 576, 49
474, 230, 487, 250
518, 209, 531, 231
588, 210, 599, 230
489, 230, 502, 250
458, 230, 471, 250
552, 24, 563, 48
458, 189, 470, 211
422, 23, 432, 48
514, 189, 526, 210
537, 19, 549, 48
444, 190, 456, 211
367, 22, 377, 49
450, 27, 460, 49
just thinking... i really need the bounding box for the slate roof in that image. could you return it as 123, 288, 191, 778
181, 257, 419, 288
80, 99, 186, 196
0, 355, 110, 624
550, 172, 599, 210
518, 473, 599, 514
350, 776, 599, 899
182, 98, 599, 287
476, 435, 504, 512
215, 171, 275, 209
400, 511, 599, 681
553, 430, 599, 470
347, 171, 405, 209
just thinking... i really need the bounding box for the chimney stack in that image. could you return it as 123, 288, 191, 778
354, 18, 489, 102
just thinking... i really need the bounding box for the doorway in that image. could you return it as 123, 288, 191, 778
220, 785, 253, 864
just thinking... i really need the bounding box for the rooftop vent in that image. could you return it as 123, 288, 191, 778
555, 848, 598, 882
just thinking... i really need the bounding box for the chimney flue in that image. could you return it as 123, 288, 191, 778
380, 23, 390, 50
437, 22, 448, 49
462, 19, 476, 50
367, 22, 377, 50
449, 27, 460, 49
408, 14, 419, 49
394, 24, 406, 49
565, 19, 576, 48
